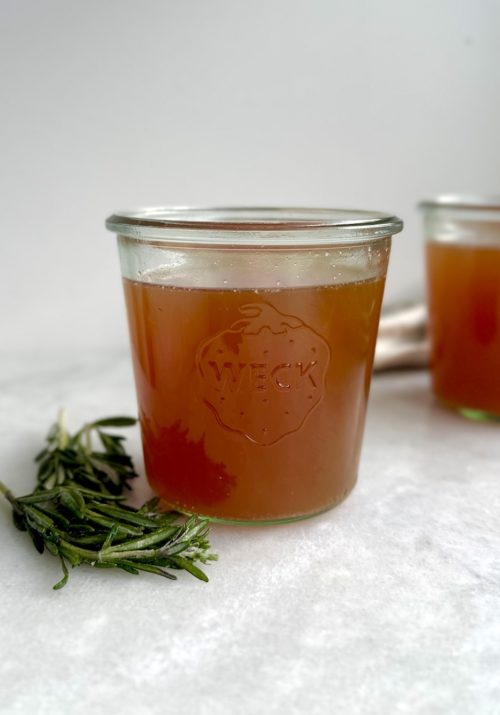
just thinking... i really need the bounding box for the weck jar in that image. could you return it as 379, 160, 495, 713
106, 207, 403, 523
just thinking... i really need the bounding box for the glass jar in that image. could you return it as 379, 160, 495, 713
106, 207, 403, 523
421, 195, 500, 420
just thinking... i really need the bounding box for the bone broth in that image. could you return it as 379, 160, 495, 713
421, 195, 500, 420
108, 206, 402, 522
426, 241, 500, 415
123, 276, 385, 522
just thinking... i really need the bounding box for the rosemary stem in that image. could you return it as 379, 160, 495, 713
0, 480, 18, 507
58, 539, 101, 562
57, 408, 69, 449
58, 541, 158, 565
99, 526, 179, 553
1, 412, 215, 588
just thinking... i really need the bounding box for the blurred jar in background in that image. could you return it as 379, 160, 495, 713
421, 196, 500, 420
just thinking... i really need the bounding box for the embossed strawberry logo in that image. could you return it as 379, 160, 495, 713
196, 302, 330, 445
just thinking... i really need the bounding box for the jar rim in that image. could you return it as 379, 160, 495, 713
419, 195, 500, 211
105, 206, 403, 246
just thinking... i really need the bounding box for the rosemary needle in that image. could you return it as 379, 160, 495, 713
0, 410, 216, 590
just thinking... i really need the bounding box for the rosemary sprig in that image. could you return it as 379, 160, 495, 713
35, 411, 138, 495
0, 410, 216, 589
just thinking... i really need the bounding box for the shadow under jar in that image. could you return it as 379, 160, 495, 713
106, 207, 403, 523
421, 195, 500, 421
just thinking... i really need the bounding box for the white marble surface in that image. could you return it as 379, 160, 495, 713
1, 352, 500, 715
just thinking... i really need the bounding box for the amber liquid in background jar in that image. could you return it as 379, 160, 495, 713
422, 196, 500, 420
123, 276, 385, 522
426, 242, 500, 417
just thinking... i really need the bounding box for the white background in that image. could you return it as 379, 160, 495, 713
1, 0, 499, 352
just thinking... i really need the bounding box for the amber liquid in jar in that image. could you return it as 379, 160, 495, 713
426, 241, 500, 416
123, 276, 385, 522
